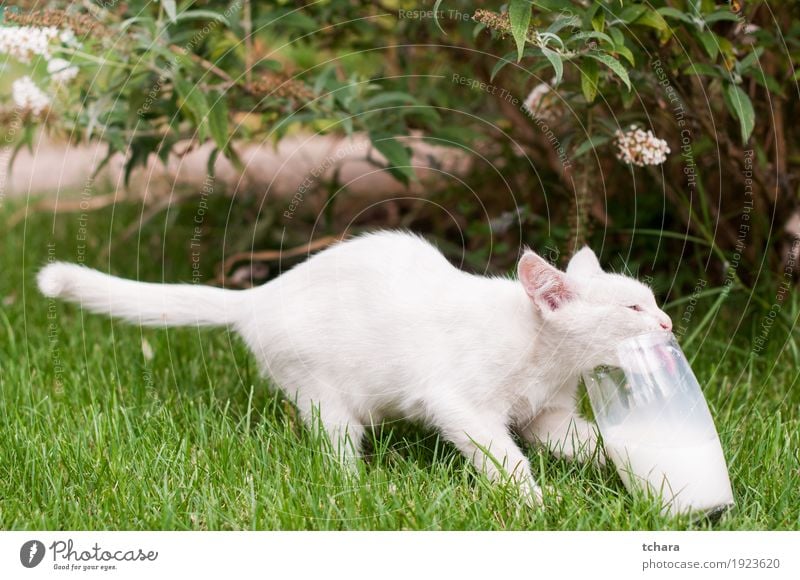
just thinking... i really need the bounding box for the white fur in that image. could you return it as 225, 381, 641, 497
38, 231, 672, 506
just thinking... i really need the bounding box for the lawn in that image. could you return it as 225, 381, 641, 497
1, 196, 798, 530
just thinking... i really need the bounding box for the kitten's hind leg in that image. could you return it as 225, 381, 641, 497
296, 396, 365, 470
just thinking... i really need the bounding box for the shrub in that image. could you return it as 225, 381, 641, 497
0, 1, 795, 304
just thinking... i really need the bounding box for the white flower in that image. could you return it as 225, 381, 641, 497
523, 84, 550, 114
614, 125, 670, 167
59, 28, 79, 47
12, 76, 51, 117
0, 25, 59, 63
522, 81, 560, 123
48, 58, 79, 83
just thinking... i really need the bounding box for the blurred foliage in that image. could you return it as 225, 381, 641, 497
0, 1, 797, 315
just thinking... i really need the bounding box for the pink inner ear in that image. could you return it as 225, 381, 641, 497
534, 274, 572, 310
520, 253, 573, 311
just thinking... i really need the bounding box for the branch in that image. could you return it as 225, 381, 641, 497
215, 235, 343, 286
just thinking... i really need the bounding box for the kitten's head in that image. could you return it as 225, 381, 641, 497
518, 247, 672, 371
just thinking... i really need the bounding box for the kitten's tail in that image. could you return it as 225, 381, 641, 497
37, 263, 242, 327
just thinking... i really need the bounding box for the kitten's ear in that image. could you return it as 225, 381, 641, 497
518, 251, 574, 311
566, 246, 602, 277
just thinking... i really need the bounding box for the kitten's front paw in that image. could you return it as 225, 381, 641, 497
543, 485, 563, 505
520, 480, 545, 508
519, 481, 566, 509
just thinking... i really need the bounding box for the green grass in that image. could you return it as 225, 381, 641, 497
1, 196, 798, 530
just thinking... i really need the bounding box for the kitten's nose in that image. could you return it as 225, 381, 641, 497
659, 319, 672, 331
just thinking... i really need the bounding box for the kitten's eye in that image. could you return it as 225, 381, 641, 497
627, 304, 643, 312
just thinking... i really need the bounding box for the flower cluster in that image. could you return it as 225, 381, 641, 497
5, 9, 105, 38
0, 13, 84, 117
0, 25, 59, 62
48, 58, 79, 83
614, 126, 670, 166
246, 73, 315, 103
12, 76, 51, 117
473, 9, 512, 37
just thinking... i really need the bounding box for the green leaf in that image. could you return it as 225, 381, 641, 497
509, 0, 532, 61
580, 58, 599, 103
657, 7, 696, 26
363, 91, 420, 109
369, 133, 415, 185
174, 10, 231, 26
704, 10, 741, 25
586, 52, 631, 91
574, 134, 610, 158
206, 147, 221, 178
682, 63, 722, 77
725, 84, 755, 144
696, 30, 719, 60
591, 7, 605, 32
634, 9, 669, 33
119, 15, 157, 33
546, 13, 581, 35
161, 0, 177, 24
541, 47, 563, 85
207, 93, 229, 151
617, 5, 647, 24
565, 30, 614, 47
490, 53, 516, 81
490, 47, 542, 81
615, 44, 635, 66
174, 76, 210, 139
313, 65, 337, 94
737, 46, 764, 72
608, 26, 624, 48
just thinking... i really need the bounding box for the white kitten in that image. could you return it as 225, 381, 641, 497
38, 231, 672, 505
